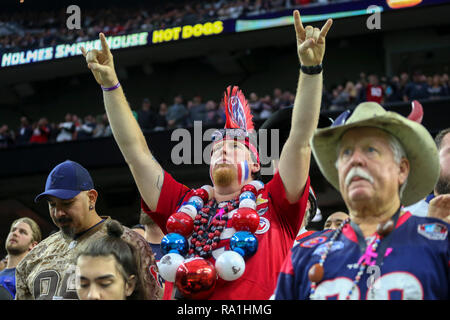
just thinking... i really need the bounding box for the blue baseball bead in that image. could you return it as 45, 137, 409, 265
188, 196, 204, 210
161, 233, 188, 255
230, 231, 258, 258
239, 191, 256, 202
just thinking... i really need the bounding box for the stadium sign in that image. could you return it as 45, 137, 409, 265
1, 32, 149, 68
0, 0, 447, 69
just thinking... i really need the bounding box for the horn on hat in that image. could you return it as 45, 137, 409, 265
407, 100, 424, 123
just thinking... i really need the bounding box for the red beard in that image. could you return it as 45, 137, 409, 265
212, 164, 237, 187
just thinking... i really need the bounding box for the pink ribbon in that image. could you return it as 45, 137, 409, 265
357, 243, 378, 266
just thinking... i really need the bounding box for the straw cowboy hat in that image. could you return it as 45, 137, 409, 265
311, 101, 440, 206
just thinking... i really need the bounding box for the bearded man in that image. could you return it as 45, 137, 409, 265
81, 10, 332, 299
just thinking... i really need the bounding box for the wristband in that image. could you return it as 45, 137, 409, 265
101, 82, 121, 91
300, 64, 323, 75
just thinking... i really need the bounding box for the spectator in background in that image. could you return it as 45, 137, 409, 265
137, 98, 156, 133
259, 94, 274, 120
0, 125, 14, 148
0, 218, 41, 299
330, 84, 348, 110
0, 257, 7, 272
77, 115, 97, 140
385, 75, 403, 102
344, 81, 357, 106
249, 92, 263, 119
405, 128, 450, 217
187, 95, 207, 126
166, 95, 188, 129
441, 73, 449, 93
365, 74, 384, 104
154, 102, 168, 131
204, 99, 223, 125
272, 87, 283, 110
56, 113, 75, 142
428, 74, 448, 99
131, 224, 146, 238
404, 71, 430, 101
323, 211, 349, 230
93, 113, 111, 138
16, 116, 33, 145
139, 210, 164, 261
30, 117, 50, 144
279, 90, 294, 109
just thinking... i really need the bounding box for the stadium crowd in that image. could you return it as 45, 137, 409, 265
1, 0, 336, 54
0, 6, 449, 302
1, 70, 449, 148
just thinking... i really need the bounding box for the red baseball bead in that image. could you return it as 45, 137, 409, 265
208, 233, 214, 239
214, 230, 221, 237
201, 218, 208, 224
203, 245, 211, 252
231, 207, 260, 233
195, 214, 202, 220
175, 258, 217, 299
198, 230, 204, 236
241, 184, 257, 196
166, 212, 194, 237
194, 188, 210, 203
211, 243, 218, 249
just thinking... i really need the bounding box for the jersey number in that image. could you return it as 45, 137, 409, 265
313, 272, 424, 300
33, 269, 78, 300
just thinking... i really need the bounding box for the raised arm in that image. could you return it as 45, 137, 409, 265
81, 33, 163, 211
278, 11, 332, 203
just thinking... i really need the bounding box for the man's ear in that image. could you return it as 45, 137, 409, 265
87, 189, 98, 208
125, 275, 137, 297
250, 161, 260, 175
398, 157, 410, 186
29, 241, 38, 252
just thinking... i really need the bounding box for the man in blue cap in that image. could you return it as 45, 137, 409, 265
15, 160, 162, 300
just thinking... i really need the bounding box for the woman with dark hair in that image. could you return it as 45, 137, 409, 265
75, 219, 143, 300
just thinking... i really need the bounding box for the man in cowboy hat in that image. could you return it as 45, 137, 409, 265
274, 101, 449, 299
80, 11, 332, 299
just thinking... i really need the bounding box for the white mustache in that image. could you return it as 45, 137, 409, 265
345, 167, 374, 187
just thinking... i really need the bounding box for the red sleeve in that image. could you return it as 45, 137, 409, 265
266, 172, 310, 239
141, 171, 192, 234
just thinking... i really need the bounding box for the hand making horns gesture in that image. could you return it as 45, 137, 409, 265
81, 33, 119, 88
294, 10, 332, 67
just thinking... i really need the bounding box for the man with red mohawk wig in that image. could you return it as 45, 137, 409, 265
81, 10, 332, 300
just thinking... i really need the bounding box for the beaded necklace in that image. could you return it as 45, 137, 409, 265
187, 197, 237, 259
157, 181, 265, 298
308, 209, 400, 300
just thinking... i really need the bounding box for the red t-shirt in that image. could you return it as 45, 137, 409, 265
141, 171, 310, 300
366, 84, 384, 104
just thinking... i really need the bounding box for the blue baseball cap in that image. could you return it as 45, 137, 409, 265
34, 160, 94, 202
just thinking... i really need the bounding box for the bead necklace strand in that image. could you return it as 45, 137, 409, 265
308, 217, 395, 300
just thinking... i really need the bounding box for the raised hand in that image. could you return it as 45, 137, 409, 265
428, 194, 450, 224
81, 33, 119, 88
293, 10, 332, 67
